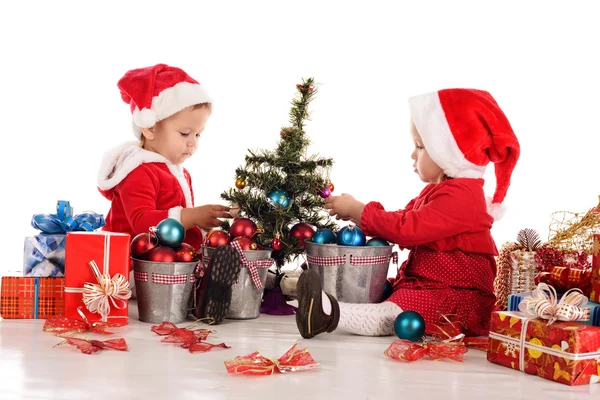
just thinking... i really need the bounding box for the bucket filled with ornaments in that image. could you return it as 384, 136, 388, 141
200, 218, 274, 319
305, 224, 396, 303
131, 218, 200, 324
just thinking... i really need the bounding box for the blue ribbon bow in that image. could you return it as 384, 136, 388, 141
31, 200, 105, 234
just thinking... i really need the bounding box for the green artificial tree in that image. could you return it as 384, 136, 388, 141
220, 77, 336, 282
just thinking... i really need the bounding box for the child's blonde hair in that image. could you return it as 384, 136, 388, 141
139, 102, 212, 147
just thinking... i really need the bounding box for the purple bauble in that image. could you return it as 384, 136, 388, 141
319, 186, 331, 198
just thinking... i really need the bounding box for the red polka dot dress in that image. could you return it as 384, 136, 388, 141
360, 178, 498, 336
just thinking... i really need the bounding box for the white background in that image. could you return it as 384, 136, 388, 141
1, 0, 599, 277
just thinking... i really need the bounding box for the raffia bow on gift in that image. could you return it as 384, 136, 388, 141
82, 261, 131, 322
230, 241, 274, 290
518, 283, 590, 325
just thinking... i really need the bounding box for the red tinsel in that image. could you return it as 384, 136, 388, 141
151, 321, 229, 353
534, 244, 590, 272
224, 344, 320, 375
56, 337, 128, 355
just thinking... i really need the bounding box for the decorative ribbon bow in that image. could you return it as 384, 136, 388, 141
518, 283, 590, 325
32, 200, 105, 234
82, 261, 132, 322
230, 240, 274, 290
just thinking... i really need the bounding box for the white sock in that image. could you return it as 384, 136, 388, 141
321, 291, 332, 315
337, 302, 402, 336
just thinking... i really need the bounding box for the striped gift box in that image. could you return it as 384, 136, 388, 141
0, 276, 65, 319
508, 291, 600, 327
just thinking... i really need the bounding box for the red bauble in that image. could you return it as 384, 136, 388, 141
174, 243, 198, 262
147, 246, 177, 263
232, 236, 258, 251
271, 237, 282, 251
131, 232, 158, 259
289, 223, 315, 248
328, 181, 335, 192
230, 218, 257, 238
206, 230, 231, 247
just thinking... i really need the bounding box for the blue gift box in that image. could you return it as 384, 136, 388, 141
23, 234, 66, 277
507, 291, 600, 327
23, 200, 105, 278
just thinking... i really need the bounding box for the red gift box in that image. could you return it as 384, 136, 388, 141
64, 231, 131, 325
487, 311, 600, 386
0, 277, 64, 319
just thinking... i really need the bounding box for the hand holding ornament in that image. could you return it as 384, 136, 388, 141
181, 205, 232, 230
324, 193, 365, 225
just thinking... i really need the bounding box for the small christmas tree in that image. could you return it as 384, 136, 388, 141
220, 77, 336, 277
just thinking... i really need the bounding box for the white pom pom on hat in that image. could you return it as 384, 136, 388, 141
118, 64, 213, 139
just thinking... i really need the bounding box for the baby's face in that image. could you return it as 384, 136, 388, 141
410, 120, 445, 184
144, 106, 210, 164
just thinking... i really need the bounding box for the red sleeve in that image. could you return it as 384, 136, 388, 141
115, 166, 169, 234
360, 183, 477, 247
184, 168, 195, 207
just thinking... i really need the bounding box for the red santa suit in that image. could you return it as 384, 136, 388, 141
361, 178, 497, 336
97, 141, 203, 251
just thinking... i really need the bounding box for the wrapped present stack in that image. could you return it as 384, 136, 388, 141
592, 233, 600, 303
488, 284, 600, 386
0, 201, 120, 321
494, 229, 542, 310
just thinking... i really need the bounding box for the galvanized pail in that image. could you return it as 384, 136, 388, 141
201, 245, 273, 319
305, 241, 396, 303
132, 258, 198, 324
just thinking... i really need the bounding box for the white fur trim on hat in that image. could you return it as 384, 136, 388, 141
132, 81, 212, 139
408, 92, 486, 179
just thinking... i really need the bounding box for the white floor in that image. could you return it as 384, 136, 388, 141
0, 301, 598, 400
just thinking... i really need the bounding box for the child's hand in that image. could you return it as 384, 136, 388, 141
182, 205, 231, 230
325, 193, 365, 225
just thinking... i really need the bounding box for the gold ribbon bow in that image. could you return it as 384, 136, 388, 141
82, 260, 132, 322
518, 283, 590, 325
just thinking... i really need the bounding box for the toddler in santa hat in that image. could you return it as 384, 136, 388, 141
295, 89, 520, 338
97, 64, 241, 324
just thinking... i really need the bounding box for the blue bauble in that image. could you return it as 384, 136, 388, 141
394, 311, 426, 342
267, 189, 291, 209
312, 229, 337, 244
155, 218, 186, 248
381, 280, 393, 302
337, 225, 366, 246
366, 238, 390, 246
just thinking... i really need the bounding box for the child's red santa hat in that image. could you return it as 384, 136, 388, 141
408, 89, 520, 221
117, 64, 212, 139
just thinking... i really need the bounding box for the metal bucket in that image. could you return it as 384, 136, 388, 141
132, 258, 198, 324
201, 246, 272, 319
305, 241, 393, 303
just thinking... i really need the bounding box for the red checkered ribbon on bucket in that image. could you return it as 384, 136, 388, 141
152, 273, 188, 285
134, 271, 148, 282
307, 252, 398, 266
351, 252, 398, 266
306, 255, 346, 266
230, 241, 274, 290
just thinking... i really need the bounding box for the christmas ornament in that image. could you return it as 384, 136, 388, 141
235, 178, 246, 190
394, 311, 426, 342
337, 225, 366, 246
366, 238, 390, 246
151, 321, 229, 354
328, 181, 335, 192
147, 247, 177, 263
206, 229, 232, 247
319, 186, 331, 199
131, 232, 158, 259
225, 344, 320, 375
271, 236, 282, 251
174, 243, 198, 262
382, 280, 393, 301
311, 229, 337, 245
289, 223, 315, 248
267, 189, 291, 209
232, 236, 258, 251
384, 339, 467, 363
230, 218, 257, 238
155, 218, 185, 248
